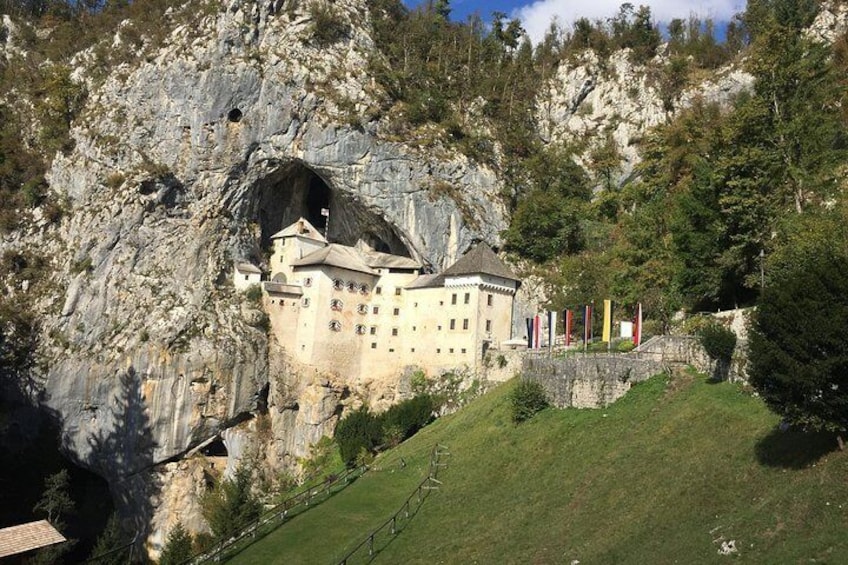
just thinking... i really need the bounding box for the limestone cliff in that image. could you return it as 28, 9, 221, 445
21, 0, 507, 551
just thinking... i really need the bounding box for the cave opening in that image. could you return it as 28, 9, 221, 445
253, 161, 413, 258
201, 439, 228, 457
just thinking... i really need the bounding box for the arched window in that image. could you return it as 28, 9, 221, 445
332, 278, 344, 291
357, 304, 368, 315
302, 297, 311, 307
303, 277, 313, 287
329, 320, 342, 332
330, 298, 344, 311
346, 281, 357, 293
359, 283, 370, 295
355, 324, 367, 335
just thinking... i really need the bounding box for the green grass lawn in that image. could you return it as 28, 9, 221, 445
232, 371, 848, 564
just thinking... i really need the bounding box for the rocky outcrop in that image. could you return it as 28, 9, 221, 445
34, 0, 509, 552
537, 49, 754, 188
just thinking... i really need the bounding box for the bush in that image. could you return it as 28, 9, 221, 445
698, 322, 736, 361
380, 394, 434, 444
308, 2, 350, 46
510, 380, 549, 423
616, 340, 636, 353
334, 407, 383, 467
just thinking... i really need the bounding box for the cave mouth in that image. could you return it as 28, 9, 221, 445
253, 161, 412, 258
201, 439, 228, 457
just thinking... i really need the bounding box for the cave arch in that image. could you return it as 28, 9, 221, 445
252, 161, 413, 258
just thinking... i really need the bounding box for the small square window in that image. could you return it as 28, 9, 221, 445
389, 348, 395, 353
486, 320, 492, 332
462, 319, 469, 330
449, 348, 454, 353
395, 288, 402, 296
437, 325, 442, 331
436, 348, 441, 353
461, 348, 466, 354
412, 326, 417, 331
375, 286, 382, 294
449, 319, 456, 330
393, 308, 400, 316
371, 342, 377, 349
487, 294, 493, 306
411, 348, 416, 353
439, 301, 444, 306
244, 275, 249, 281
370, 326, 377, 335
414, 302, 418, 307
451, 293, 457, 305
392, 328, 399, 336
464, 292, 470, 304
373, 306, 379, 314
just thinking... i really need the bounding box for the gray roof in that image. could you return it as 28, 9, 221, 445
270, 218, 327, 243
359, 248, 421, 270
404, 273, 446, 290
235, 262, 262, 274
291, 244, 378, 276
442, 245, 519, 281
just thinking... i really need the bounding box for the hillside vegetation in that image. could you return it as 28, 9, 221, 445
233, 373, 848, 563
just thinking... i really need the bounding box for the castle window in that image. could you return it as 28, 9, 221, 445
437, 325, 442, 331
370, 326, 377, 335
373, 306, 379, 315
463, 319, 469, 330
461, 348, 466, 354
449, 319, 456, 330
355, 324, 367, 335
449, 348, 454, 353
333, 279, 344, 290
304, 277, 313, 287
375, 286, 382, 295
451, 293, 457, 305
414, 302, 418, 307
371, 342, 377, 349
487, 294, 493, 306
411, 348, 415, 352
244, 275, 249, 281
359, 283, 370, 294
328, 320, 342, 332
347, 281, 357, 293
393, 308, 400, 316
486, 320, 492, 332
464, 292, 470, 304
330, 298, 344, 311
392, 328, 398, 336
302, 297, 311, 307
357, 304, 368, 315
395, 288, 402, 296
412, 326, 417, 331
389, 348, 395, 352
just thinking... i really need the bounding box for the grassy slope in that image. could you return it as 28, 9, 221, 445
234, 373, 848, 564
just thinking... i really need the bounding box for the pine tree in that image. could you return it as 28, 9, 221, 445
159, 522, 194, 565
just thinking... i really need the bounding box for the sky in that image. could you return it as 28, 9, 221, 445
404, 0, 747, 43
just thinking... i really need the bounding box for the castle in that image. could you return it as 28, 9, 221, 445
238, 218, 521, 381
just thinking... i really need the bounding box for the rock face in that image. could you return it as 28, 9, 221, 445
537, 49, 754, 187
37, 0, 508, 551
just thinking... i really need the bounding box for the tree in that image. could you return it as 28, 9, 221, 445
334, 406, 383, 467
201, 462, 261, 540
30, 469, 74, 563
159, 522, 194, 565
748, 245, 848, 448
88, 513, 127, 564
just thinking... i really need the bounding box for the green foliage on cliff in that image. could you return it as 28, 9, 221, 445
201, 462, 262, 541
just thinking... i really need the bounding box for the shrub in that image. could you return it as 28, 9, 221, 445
616, 340, 636, 353
496, 354, 508, 369
334, 407, 383, 467
510, 380, 549, 423
244, 284, 263, 304
698, 322, 736, 362
380, 394, 434, 444
308, 2, 349, 46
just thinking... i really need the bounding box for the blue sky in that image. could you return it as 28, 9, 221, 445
404, 0, 747, 43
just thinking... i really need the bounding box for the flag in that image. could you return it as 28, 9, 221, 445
320, 208, 330, 217
633, 303, 643, 348
534, 315, 542, 350
526, 318, 533, 349
548, 310, 557, 349
602, 299, 612, 343
564, 309, 573, 346
583, 304, 592, 345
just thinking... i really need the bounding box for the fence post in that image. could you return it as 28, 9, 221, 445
391, 517, 396, 535
368, 534, 374, 556
417, 485, 421, 503
405, 500, 409, 519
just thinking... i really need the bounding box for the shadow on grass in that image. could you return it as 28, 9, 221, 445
755, 427, 841, 469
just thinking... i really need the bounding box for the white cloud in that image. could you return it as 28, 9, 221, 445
515, 0, 746, 44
